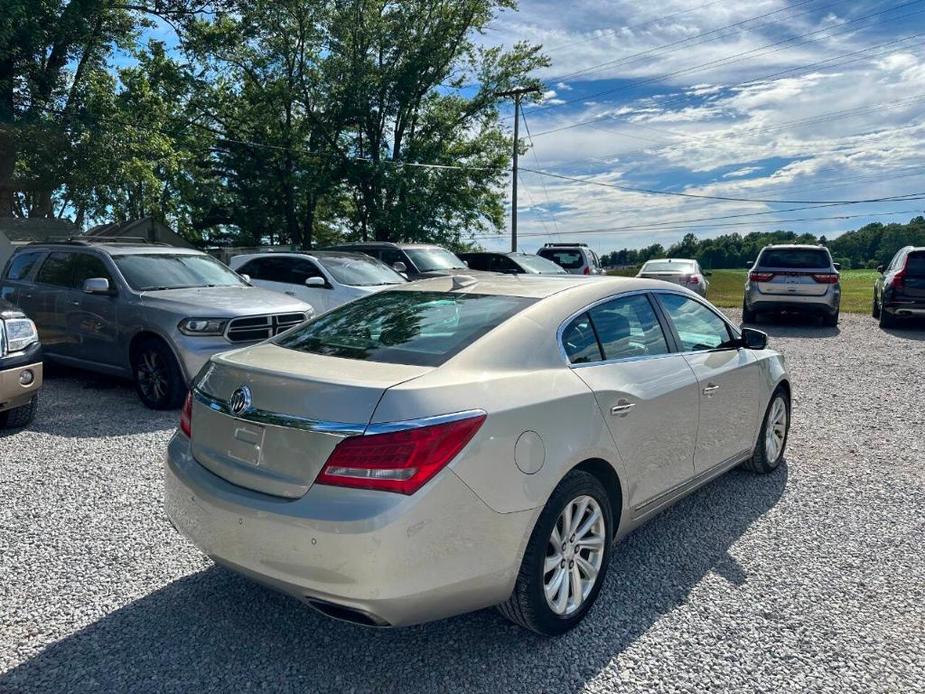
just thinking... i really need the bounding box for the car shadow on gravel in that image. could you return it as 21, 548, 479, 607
0, 463, 788, 694
742, 313, 840, 339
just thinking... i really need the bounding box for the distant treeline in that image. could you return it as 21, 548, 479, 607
600, 216, 925, 270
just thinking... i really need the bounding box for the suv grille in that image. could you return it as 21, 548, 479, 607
226, 313, 307, 343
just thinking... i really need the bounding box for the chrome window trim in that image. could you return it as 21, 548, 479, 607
556, 288, 742, 368
192, 387, 485, 438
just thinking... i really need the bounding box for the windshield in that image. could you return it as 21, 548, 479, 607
642, 260, 695, 273
275, 290, 535, 366
516, 254, 567, 273
758, 248, 831, 269
405, 248, 466, 272
320, 255, 406, 286
114, 253, 245, 291
538, 248, 583, 269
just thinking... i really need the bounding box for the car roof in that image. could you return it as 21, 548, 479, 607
643, 257, 696, 263
386, 273, 668, 299
325, 242, 444, 250
21, 241, 205, 257
761, 244, 827, 250
237, 250, 379, 261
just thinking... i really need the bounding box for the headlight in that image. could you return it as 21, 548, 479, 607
3, 318, 38, 353
178, 318, 228, 336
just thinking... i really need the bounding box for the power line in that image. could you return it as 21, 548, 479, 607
519, 167, 925, 205
520, 110, 561, 235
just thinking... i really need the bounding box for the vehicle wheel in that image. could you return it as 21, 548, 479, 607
131, 337, 186, 410
822, 310, 839, 328
871, 292, 880, 319
0, 394, 38, 429
879, 306, 896, 329
498, 470, 614, 636
742, 299, 756, 324
744, 388, 789, 474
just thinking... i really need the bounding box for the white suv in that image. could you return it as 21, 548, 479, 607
537, 243, 603, 275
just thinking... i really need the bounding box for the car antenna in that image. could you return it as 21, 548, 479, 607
451, 275, 478, 290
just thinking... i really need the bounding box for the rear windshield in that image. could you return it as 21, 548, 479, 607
642, 260, 695, 273
905, 252, 925, 276
538, 248, 583, 269
758, 248, 831, 269
320, 255, 405, 286
516, 254, 567, 273
404, 248, 467, 272
274, 290, 535, 366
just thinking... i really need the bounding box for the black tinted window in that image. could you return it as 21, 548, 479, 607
5, 252, 43, 281
590, 295, 668, 360
72, 254, 112, 286
246, 257, 323, 285
758, 248, 831, 269
459, 254, 490, 271
36, 252, 75, 287
905, 252, 925, 276
562, 313, 602, 364
276, 291, 535, 366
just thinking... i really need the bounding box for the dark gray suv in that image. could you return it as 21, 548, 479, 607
0, 241, 311, 409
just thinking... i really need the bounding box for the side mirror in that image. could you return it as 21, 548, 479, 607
877, 264, 885, 274
239, 273, 251, 283
833, 262, 841, 271
745, 260, 754, 269
740, 327, 768, 350
392, 261, 407, 273
83, 277, 112, 295
305, 276, 327, 287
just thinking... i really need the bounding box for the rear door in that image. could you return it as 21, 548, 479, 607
0, 250, 46, 309
563, 292, 699, 511
31, 251, 76, 353
752, 247, 835, 297
654, 292, 763, 471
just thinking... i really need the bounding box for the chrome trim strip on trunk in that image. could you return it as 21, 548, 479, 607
192, 388, 486, 438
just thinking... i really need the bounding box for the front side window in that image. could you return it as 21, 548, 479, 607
113, 253, 245, 291
589, 294, 669, 360
489, 255, 519, 273
71, 254, 113, 286
657, 293, 733, 352
275, 290, 535, 366
5, 252, 44, 281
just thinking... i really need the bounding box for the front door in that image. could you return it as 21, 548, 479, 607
562, 293, 700, 511
655, 292, 763, 471
63, 252, 121, 367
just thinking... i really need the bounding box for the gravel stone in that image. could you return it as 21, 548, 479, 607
1, 311, 923, 693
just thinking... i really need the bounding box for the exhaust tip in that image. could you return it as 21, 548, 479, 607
304, 598, 390, 628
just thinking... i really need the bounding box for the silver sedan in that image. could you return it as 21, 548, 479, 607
165, 275, 790, 635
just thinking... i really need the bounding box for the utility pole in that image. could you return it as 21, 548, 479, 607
496, 86, 541, 252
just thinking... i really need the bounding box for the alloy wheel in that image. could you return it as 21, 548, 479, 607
543, 495, 607, 616
136, 350, 168, 403
765, 396, 788, 462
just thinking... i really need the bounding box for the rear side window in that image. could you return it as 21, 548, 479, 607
36, 252, 76, 286
904, 252, 925, 276
758, 248, 831, 269
590, 295, 668, 360
275, 291, 535, 366
5, 252, 43, 281
562, 313, 601, 364
539, 249, 583, 270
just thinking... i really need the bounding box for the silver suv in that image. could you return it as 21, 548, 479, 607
537, 243, 604, 275
743, 244, 841, 326
0, 241, 312, 409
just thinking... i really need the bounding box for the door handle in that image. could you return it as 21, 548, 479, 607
610, 402, 635, 416
703, 384, 720, 396
284, 291, 295, 296
70, 300, 81, 307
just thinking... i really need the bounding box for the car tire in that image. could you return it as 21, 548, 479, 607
822, 310, 839, 328
744, 387, 789, 474
0, 394, 38, 429
131, 337, 186, 410
742, 299, 757, 324
498, 470, 614, 636
871, 292, 881, 319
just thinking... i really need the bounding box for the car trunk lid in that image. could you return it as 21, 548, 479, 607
637, 271, 691, 287
752, 269, 834, 296
189, 342, 431, 498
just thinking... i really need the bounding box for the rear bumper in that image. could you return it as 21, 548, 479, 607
745, 286, 840, 315
164, 433, 532, 627
883, 299, 925, 316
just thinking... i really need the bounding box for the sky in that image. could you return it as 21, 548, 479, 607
475, 0, 925, 255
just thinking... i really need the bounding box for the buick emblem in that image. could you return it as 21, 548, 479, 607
229, 386, 252, 416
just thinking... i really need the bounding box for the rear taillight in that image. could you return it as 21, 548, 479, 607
894, 256, 909, 290
685, 274, 701, 285
583, 266, 590, 275
179, 391, 192, 437
749, 272, 775, 282
316, 413, 486, 495
812, 273, 839, 284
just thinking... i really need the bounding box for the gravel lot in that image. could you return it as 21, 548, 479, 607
1, 311, 924, 693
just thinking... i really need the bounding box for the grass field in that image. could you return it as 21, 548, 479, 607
608, 268, 878, 314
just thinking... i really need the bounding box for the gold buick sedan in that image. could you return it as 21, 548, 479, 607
165, 274, 790, 635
